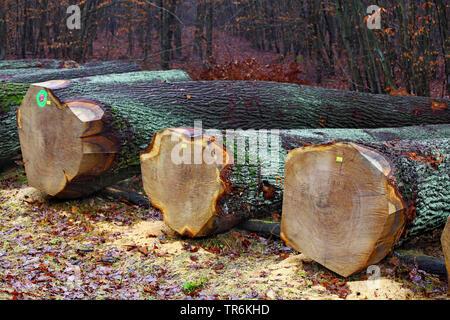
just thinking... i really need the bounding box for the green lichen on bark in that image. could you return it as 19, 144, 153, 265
0, 83, 29, 167
205, 127, 450, 222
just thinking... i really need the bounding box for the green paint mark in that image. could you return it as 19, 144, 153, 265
36, 90, 48, 108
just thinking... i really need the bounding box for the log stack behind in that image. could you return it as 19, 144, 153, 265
140, 126, 449, 238
16, 79, 450, 197
0, 59, 66, 70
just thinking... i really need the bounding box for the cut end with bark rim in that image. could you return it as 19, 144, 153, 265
281, 142, 406, 277
140, 128, 234, 238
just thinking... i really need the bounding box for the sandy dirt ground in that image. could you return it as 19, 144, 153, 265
0, 167, 448, 300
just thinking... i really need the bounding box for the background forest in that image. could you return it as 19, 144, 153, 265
0, 0, 448, 98
0, 0, 450, 301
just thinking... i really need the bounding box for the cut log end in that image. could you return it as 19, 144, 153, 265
140, 128, 233, 238
18, 84, 118, 198
281, 142, 406, 277
441, 216, 450, 294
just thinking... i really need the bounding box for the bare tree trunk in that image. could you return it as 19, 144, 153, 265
434, 0, 449, 96
0, 2, 6, 60
160, 0, 170, 69
205, 0, 213, 60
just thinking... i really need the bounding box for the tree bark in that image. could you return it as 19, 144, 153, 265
205, 0, 213, 60
140, 126, 449, 238
17, 80, 450, 129
160, 0, 171, 69
1, 69, 191, 170
281, 138, 449, 277
236, 219, 448, 277
442, 216, 450, 293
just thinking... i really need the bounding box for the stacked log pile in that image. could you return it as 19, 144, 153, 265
0, 64, 190, 168
10, 67, 450, 277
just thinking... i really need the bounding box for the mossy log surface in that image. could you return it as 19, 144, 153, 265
1, 70, 191, 170
140, 126, 449, 238
0, 59, 65, 70
0, 61, 140, 83
281, 139, 449, 277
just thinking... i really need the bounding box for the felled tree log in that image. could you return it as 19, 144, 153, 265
442, 216, 450, 293
140, 126, 449, 238
281, 139, 449, 277
0, 59, 66, 70
16, 77, 449, 194
0, 60, 141, 168
15, 80, 450, 130
0, 60, 140, 83
1, 69, 191, 170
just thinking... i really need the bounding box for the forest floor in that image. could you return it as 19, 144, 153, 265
0, 166, 448, 300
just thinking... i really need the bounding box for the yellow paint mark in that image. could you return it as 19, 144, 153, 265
336, 157, 343, 163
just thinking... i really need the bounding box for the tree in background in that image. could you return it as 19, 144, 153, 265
0, 0, 447, 97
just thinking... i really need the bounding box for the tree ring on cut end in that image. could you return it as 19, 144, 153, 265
281, 142, 406, 277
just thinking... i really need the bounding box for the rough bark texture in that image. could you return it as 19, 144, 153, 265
442, 216, 450, 292
281, 139, 449, 277
140, 126, 449, 237
0, 59, 66, 70
0, 70, 191, 170
17, 80, 450, 129
0, 60, 140, 83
